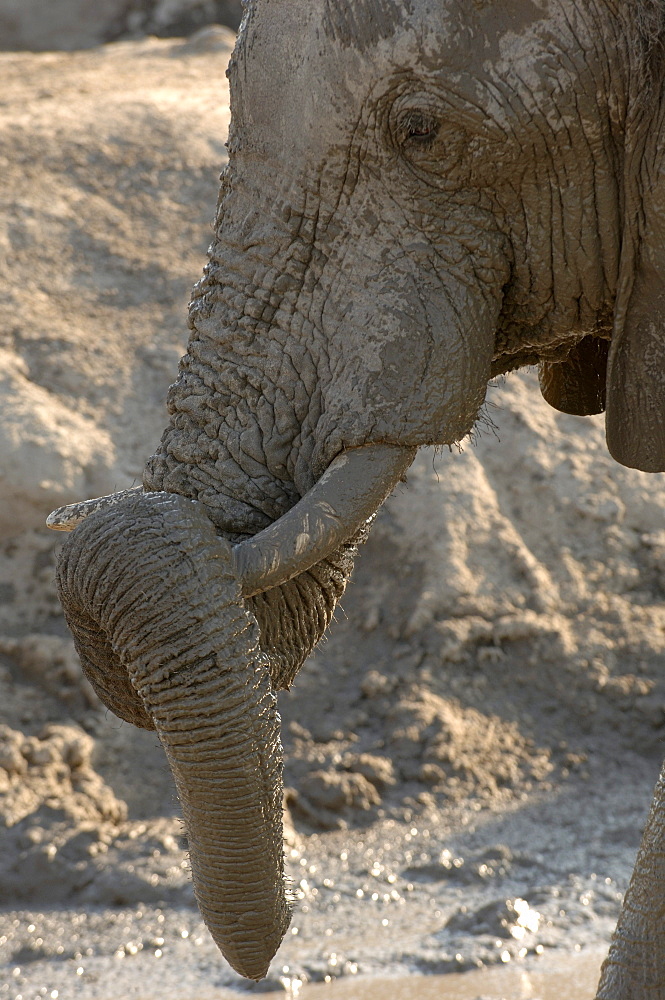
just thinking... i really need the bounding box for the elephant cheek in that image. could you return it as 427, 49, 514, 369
55, 492, 290, 980
318, 276, 500, 459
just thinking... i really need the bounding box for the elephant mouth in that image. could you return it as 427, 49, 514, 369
48, 442, 416, 980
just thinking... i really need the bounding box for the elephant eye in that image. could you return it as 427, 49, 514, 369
396, 110, 440, 147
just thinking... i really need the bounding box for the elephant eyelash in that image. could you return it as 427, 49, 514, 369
396, 110, 440, 147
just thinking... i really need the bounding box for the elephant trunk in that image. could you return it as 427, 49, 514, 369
53, 445, 416, 979
56, 492, 288, 980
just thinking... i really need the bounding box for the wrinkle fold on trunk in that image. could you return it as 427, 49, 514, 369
55, 491, 289, 981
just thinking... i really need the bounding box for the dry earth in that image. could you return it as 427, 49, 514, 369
1, 31, 665, 1000
0, 0, 243, 51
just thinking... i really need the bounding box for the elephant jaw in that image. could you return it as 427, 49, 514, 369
46, 443, 417, 595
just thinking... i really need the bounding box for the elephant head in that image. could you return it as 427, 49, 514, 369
49, 0, 665, 986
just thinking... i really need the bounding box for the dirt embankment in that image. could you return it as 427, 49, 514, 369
1, 33, 665, 997
0, 0, 243, 52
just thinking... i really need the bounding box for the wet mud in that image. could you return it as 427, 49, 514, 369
274, 949, 605, 1000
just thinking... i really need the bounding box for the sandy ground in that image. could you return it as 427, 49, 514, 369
2, 30, 665, 1000
0, 0, 243, 51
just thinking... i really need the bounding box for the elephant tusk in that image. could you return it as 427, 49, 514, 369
46, 486, 144, 531
233, 443, 417, 597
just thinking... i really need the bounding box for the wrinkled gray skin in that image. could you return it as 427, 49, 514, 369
52, 0, 665, 993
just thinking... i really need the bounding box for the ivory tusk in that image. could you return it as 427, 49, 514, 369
233, 443, 416, 597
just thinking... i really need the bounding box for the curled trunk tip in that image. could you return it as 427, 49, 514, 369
46, 486, 143, 531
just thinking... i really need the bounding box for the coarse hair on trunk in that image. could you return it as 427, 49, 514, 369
623, 0, 665, 93
636, 0, 665, 48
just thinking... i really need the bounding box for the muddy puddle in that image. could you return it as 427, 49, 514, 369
282, 951, 603, 999
139, 949, 604, 1000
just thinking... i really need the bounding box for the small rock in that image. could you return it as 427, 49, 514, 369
361, 670, 394, 698
420, 762, 445, 786
299, 770, 381, 813
288, 721, 312, 741
342, 753, 396, 790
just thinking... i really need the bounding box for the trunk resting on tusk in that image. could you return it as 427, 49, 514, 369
47, 444, 417, 596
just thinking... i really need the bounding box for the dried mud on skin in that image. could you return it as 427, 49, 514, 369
1, 34, 665, 996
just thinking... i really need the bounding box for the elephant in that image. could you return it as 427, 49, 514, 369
46, 0, 665, 994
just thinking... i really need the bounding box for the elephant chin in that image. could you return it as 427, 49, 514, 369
55, 492, 289, 980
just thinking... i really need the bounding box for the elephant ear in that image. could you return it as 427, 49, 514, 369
605, 117, 665, 473
605, 242, 665, 472
538, 336, 609, 416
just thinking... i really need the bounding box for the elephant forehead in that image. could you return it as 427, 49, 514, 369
233, 0, 582, 135
321, 0, 412, 52
242, 0, 552, 64
320, 0, 545, 51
